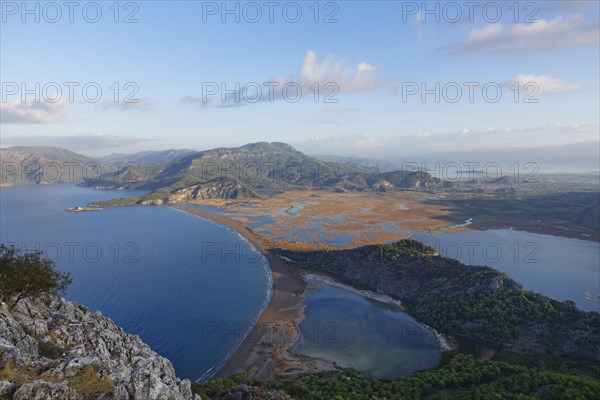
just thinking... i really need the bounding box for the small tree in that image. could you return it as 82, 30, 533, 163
0, 244, 72, 310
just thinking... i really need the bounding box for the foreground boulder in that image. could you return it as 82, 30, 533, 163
0, 295, 200, 399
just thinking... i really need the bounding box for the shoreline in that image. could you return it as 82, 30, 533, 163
170, 207, 274, 383
302, 273, 404, 310
171, 206, 334, 381
302, 273, 453, 353
173, 205, 452, 382
166, 204, 592, 379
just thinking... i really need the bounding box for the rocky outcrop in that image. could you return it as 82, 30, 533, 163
10, 380, 82, 400
139, 199, 165, 206
0, 295, 200, 400
169, 178, 259, 201
370, 180, 393, 192
373, 171, 450, 189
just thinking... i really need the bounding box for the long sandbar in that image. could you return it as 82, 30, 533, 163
171, 206, 309, 380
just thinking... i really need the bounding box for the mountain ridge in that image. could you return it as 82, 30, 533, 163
0, 146, 110, 186
100, 149, 198, 165
81, 142, 449, 202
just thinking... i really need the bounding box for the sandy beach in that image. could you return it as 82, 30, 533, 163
172, 206, 338, 381
303, 273, 405, 309
172, 205, 455, 380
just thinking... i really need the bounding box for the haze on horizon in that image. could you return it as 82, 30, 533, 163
1, 1, 599, 159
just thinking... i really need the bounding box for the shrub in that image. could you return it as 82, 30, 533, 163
0, 244, 72, 309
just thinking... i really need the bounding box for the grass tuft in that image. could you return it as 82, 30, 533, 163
68, 366, 115, 399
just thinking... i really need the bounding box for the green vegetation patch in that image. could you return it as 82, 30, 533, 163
195, 354, 600, 400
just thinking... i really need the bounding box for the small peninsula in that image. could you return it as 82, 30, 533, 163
66, 206, 103, 212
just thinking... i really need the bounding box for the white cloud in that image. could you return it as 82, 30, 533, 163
298, 51, 377, 92
98, 99, 154, 111
0, 101, 68, 124
509, 75, 581, 95
181, 95, 211, 108
467, 24, 503, 42
185, 51, 378, 108
449, 16, 599, 56
304, 117, 342, 126
1, 97, 155, 124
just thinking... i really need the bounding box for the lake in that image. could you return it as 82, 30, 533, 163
410, 229, 600, 312
0, 184, 272, 382
296, 277, 441, 379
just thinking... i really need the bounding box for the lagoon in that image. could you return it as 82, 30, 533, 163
296, 278, 441, 379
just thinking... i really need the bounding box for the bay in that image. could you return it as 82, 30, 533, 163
0, 184, 272, 382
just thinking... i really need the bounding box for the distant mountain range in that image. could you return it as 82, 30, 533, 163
0, 143, 447, 199
101, 149, 197, 165
311, 155, 400, 172
86, 142, 448, 202
399, 142, 600, 173
4, 141, 595, 187
2, 141, 598, 203
0, 146, 110, 185
314, 141, 600, 174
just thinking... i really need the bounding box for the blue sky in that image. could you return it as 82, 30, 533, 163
1, 0, 599, 157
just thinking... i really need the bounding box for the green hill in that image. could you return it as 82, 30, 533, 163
1, 143, 451, 200
0, 146, 110, 186
82, 142, 449, 201
100, 149, 197, 165
278, 240, 600, 362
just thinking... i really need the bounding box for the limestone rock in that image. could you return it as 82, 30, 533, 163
0, 296, 201, 400
13, 380, 83, 400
